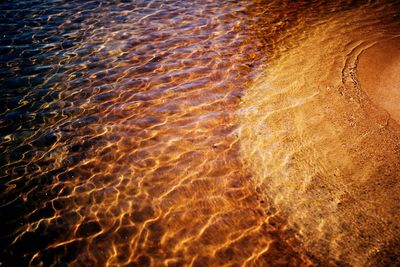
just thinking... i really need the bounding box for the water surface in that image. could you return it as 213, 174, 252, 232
1, 1, 400, 266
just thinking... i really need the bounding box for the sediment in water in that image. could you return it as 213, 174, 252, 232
239, 3, 400, 266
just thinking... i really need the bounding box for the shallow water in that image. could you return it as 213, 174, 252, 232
1, 1, 400, 266
240, 1, 400, 266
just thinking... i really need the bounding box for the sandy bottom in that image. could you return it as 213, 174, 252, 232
239, 7, 400, 265
358, 37, 400, 123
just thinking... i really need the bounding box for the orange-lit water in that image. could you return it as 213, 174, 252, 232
1, 1, 400, 266
0, 1, 308, 266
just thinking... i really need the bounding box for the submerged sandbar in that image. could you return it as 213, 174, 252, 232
358, 36, 400, 124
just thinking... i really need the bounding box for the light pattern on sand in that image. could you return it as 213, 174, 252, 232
239, 2, 400, 266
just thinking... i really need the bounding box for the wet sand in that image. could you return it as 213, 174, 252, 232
239, 4, 400, 266
357, 37, 400, 124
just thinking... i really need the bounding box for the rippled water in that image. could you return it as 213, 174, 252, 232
1, 1, 400, 266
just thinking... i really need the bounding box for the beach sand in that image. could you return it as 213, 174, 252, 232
358, 37, 400, 124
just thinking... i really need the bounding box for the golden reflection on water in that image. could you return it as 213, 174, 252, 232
1, 0, 400, 266
1, 1, 315, 266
